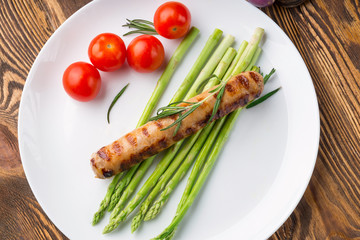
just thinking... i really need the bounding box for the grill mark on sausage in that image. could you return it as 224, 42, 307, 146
129, 154, 139, 163
91, 158, 96, 167
249, 71, 261, 83
211, 94, 251, 121
185, 127, 195, 135
102, 169, 113, 178
125, 133, 137, 146
141, 145, 158, 157
235, 75, 250, 89
158, 137, 168, 149
169, 114, 177, 121
142, 127, 149, 137
119, 161, 131, 172
121, 139, 170, 171
173, 132, 184, 141
91, 72, 264, 178
196, 95, 205, 101
155, 121, 163, 129
97, 147, 110, 161
225, 83, 235, 95
200, 100, 209, 109
243, 94, 250, 105
197, 113, 211, 127
232, 94, 250, 110
225, 103, 234, 115
126, 144, 159, 170
112, 142, 123, 155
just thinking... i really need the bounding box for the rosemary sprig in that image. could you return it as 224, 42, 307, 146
246, 68, 278, 109
122, 19, 158, 36
107, 83, 129, 124
149, 68, 279, 135
246, 87, 281, 109
149, 100, 202, 136
149, 77, 230, 135
208, 83, 226, 123
162, 104, 202, 133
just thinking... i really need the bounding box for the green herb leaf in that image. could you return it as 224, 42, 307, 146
149, 100, 198, 122
208, 84, 226, 123
123, 30, 157, 36
208, 84, 222, 93
149, 109, 184, 122
131, 19, 154, 26
246, 87, 281, 109
107, 83, 129, 124
264, 68, 276, 85
173, 112, 182, 136
148, 74, 232, 134
122, 19, 157, 36
160, 103, 201, 132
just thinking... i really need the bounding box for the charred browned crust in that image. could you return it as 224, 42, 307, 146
97, 147, 110, 161
125, 134, 137, 146
91, 71, 264, 178
142, 127, 150, 137
112, 142, 123, 155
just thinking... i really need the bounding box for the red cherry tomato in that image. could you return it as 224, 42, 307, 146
126, 35, 165, 73
153, 1, 191, 39
62, 62, 101, 102
88, 33, 126, 72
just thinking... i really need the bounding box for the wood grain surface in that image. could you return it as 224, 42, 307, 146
1, 0, 359, 239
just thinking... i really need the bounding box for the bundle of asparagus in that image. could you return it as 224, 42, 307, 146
92, 26, 279, 239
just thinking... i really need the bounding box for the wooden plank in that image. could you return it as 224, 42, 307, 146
0, 0, 90, 239
265, 1, 360, 239
1, 0, 359, 239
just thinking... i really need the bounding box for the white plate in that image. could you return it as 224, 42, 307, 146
18, 0, 319, 239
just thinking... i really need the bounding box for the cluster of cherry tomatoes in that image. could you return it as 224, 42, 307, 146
63, 1, 191, 102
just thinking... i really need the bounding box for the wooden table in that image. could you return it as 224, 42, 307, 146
1, 0, 359, 239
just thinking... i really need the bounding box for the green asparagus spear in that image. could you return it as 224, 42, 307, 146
154, 109, 239, 240
143, 121, 216, 222
176, 40, 250, 213
164, 69, 280, 238
170, 28, 224, 103
137, 27, 200, 125
106, 30, 213, 211
115, 29, 225, 215
232, 27, 264, 74
107, 166, 138, 211
245, 46, 262, 71
92, 172, 123, 225
92, 27, 199, 224
131, 48, 237, 232
107, 29, 225, 213
106, 27, 202, 216
184, 34, 235, 98
155, 28, 265, 239
109, 29, 226, 216
222, 41, 249, 81
102, 29, 231, 234
130, 117, 200, 232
